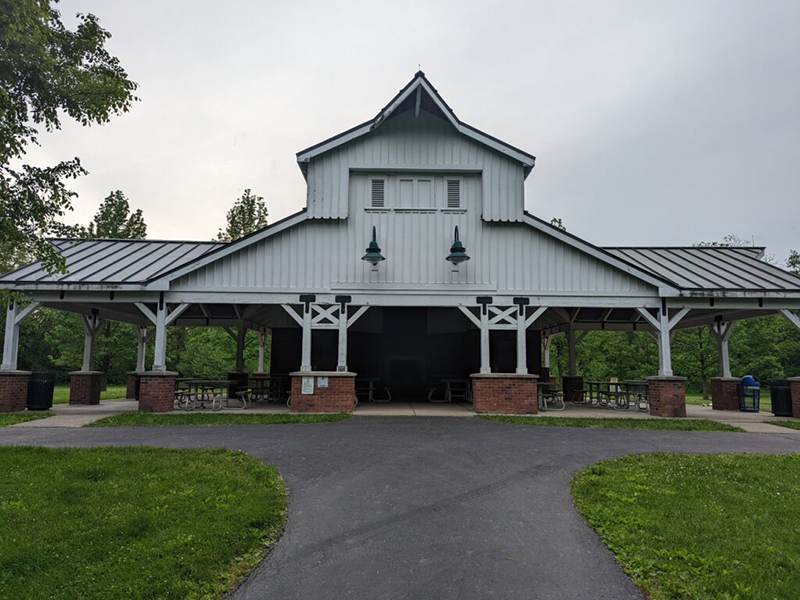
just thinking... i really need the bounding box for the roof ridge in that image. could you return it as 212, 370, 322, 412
48, 237, 225, 245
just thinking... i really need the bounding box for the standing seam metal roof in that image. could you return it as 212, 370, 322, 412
604, 247, 800, 291
0, 239, 225, 284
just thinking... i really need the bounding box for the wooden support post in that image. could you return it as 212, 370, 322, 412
80, 313, 102, 372
2, 301, 40, 371
152, 301, 168, 372
516, 305, 527, 375
301, 303, 312, 372
710, 321, 735, 378
2, 303, 18, 371
337, 305, 348, 372
480, 308, 490, 374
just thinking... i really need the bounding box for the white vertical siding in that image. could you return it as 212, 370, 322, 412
305, 111, 525, 222
173, 185, 655, 295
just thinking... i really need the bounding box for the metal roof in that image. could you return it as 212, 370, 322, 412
0, 239, 224, 285
604, 247, 800, 292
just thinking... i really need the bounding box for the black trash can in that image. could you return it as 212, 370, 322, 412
26, 373, 55, 411
769, 380, 793, 417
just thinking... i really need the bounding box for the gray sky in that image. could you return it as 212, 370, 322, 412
28, 0, 800, 262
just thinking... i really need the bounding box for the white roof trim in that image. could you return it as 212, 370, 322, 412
521, 213, 680, 294
145, 210, 309, 289
296, 74, 536, 170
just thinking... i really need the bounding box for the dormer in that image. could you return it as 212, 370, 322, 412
296, 72, 536, 222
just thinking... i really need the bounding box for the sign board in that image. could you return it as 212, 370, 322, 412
317, 376, 329, 388
301, 376, 314, 395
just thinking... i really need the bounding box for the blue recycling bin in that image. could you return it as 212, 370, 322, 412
737, 375, 760, 412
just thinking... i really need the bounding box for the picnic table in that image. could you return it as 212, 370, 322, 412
581, 380, 648, 411
175, 379, 235, 411
236, 375, 290, 406
428, 379, 472, 403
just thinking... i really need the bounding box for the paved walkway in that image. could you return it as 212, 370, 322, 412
1, 418, 798, 599
13, 399, 799, 434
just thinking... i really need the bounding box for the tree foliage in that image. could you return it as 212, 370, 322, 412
84, 190, 147, 239
0, 0, 137, 274
216, 189, 269, 242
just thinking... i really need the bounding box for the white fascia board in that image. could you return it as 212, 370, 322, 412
145, 211, 309, 288
521, 213, 680, 294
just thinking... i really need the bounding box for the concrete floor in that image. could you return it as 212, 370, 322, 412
10, 397, 800, 433
1, 417, 799, 600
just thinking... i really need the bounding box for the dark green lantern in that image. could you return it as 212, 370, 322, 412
361, 226, 385, 266
446, 226, 470, 265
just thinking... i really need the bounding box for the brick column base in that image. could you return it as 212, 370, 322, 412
69, 371, 104, 405
711, 377, 740, 411
0, 371, 31, 413
647, 376, 687, 417
562, 375, 584, 403
126, 372, 140, 400
789, 377, 800, 419
471, 373, 538, 414
138, 371, 178, 413
290, 372, 355, 413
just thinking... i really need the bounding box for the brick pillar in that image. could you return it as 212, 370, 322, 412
0, 371, 30, 413
647, 376, 687, 417
290, 372, 355, 413
471, 373, 538, 414
138, 371, 178, 413
562, 375, 584, 403
126, 372, 139, 400
69, 371, 104, 405
711, 377, 740, 411
789, 377, 800, 419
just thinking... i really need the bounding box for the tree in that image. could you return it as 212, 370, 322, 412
0, 1, 137, 275
85, 190, 147, 239
216, 189, 269, 241
672, 327, 717, 398
787, 250, 799, 276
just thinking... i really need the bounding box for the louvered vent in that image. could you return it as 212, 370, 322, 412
446, 179, 461, 208
371, 179, 385, 208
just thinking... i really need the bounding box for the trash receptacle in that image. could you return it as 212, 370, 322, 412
768, 380, 792, 417
26, 373, 55, 411
738, 375, 760, 413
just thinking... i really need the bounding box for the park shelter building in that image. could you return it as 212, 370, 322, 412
2, 72, 800, 416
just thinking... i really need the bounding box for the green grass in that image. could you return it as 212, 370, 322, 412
766, 420, 800, 431
87, 411, 352, 427
53, 384, 128, 404
478, 415, 744, 432
686, 390, 773, 413
0, 412, 52, 427
572, 454, 800, 600
0, 446, 287, 600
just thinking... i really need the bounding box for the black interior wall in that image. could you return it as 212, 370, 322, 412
270, 308, 543, 396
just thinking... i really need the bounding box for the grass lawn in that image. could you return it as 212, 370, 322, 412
686, 390, 773, 413
87, 411, 351, 427
53, 384, 128, 404
766, 420, 800, 431
572, 454, 800, 600
0, 446, 287, 600
478, 415, 743, 432
0, 412, 52, 427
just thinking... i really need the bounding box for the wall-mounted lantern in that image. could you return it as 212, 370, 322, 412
361, 226, 385, 266
446, 226, 470, 265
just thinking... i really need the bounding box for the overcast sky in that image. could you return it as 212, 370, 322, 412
27, 0, 800, 262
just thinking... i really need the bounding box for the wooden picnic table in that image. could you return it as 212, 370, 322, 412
176, 379, 234, 411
